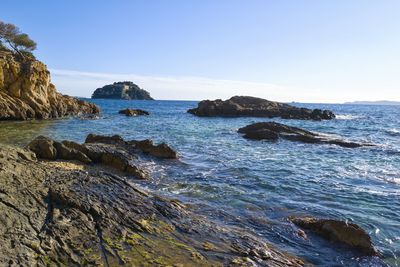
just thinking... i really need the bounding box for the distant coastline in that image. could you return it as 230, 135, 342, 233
344, 100, 400, 105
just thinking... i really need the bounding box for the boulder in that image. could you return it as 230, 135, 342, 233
188, 96, 335, 120
53, 141, 92, 164
132, 139, 178, 159
118, 108, 149, 116
291, 217, 378, 256
92, 81, 154, 100
27, 136, 57, 160
85, 133, 125, 144
238, 122, 373, 148
0, 53, 100, 120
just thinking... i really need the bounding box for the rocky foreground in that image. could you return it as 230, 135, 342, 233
0, 52, 99, 120
188, 96, 335, 120
0, 135, 305, 266
238, 122, 374, 148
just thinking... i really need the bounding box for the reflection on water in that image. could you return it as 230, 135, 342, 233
0, 120, 54, 146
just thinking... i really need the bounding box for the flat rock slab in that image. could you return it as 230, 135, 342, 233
188, 96, 335, 120
238, 122, 374, 148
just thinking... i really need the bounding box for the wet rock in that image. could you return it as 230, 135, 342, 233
119, 108, 149, 116
53, 141, 92, 164
188, 96, 335, 120
0, 53, 100, 120
84, 142, 148, 179
238, 122, 373, 148
0, 144, 305, 266
291, 217, 378, 256
27, 135, 57, 160
85, 133, 125, 144
131, 139, 178, 159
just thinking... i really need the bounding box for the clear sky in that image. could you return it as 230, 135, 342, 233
1, 1, 400, 102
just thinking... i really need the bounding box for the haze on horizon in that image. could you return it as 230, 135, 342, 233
1, 1, 400, 103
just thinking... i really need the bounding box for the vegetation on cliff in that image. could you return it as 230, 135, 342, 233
0, 20, 99, 120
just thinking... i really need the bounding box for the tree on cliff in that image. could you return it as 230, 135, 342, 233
0, 20, 37, 58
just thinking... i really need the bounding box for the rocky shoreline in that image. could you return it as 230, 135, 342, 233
0, 136, 306, 266
0, 52, 99, 120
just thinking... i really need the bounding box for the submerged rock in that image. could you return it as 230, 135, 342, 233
238, 122, 373, 148
92, 81, 154, 100
188, 96, 335, 120
0, 143, 305, 266
119, 108, 149, 116
291, 217, 378, 256
0, 52, 100, 120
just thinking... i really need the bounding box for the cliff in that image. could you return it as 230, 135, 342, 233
0, 51, 99, 120
92, 81, 154, 100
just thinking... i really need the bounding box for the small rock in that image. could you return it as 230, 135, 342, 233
291, 217, 378, 256
27, 136, 57, 160
133, 139, 178, 159
118, 108, 149, 116
85, 134, 124, 144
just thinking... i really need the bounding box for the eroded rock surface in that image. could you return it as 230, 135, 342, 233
238, 122, 373, 148
0, 52, 100, 120
291, 217, 377, 256
188, 96, 335, 120
118, 108, 149, 116
0, 143, 305, 266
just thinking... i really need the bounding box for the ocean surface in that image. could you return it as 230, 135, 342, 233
1, 99, 399, 266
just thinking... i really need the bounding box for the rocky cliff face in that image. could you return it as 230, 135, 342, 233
92, 81, 154, 100
0, 52, 99, 120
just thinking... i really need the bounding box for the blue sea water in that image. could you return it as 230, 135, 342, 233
1, 99, 399, 266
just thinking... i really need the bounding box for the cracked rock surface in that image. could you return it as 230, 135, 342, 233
0, 141, 305, 266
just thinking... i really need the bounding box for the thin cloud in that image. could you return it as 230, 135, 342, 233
50, 69, 342, 103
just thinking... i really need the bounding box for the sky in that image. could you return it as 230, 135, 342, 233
1, 0, 400, 102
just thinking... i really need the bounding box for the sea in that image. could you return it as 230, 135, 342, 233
0, 99, 399, 266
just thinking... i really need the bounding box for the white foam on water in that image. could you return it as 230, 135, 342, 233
336, 114, 364, 120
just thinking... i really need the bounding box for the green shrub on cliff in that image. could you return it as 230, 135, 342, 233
0, 20, 36, 59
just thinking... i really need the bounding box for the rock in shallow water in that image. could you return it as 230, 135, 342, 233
118, 108, 150, 116
188, 96, 335, 120
238, 122, 374, 148
291, 217, 378, 256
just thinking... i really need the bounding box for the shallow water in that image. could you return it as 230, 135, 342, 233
1, 100, 399, 266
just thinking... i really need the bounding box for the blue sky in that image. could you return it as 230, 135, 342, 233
1, 1, 400, 102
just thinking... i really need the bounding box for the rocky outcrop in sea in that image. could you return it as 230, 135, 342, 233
188, 96, 335, 120
0, 135, 305, 266
0, 51, 99, 120
92, 81, 154, 100
118, 108, 149, 116
238, 122, 373, 148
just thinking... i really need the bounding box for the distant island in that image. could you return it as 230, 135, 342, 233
345, 100, 400, 105
92, 81, 154, 100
